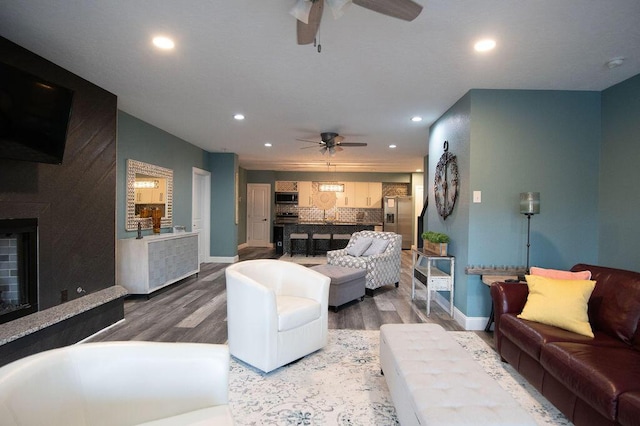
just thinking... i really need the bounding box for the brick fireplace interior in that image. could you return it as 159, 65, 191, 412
0, 219, 38, 324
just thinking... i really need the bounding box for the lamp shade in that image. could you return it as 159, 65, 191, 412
520, 192, 540, 215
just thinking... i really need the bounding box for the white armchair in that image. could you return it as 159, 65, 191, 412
225, 259, 330, 373
0, 342, 233, 426
327, 231, 402, 295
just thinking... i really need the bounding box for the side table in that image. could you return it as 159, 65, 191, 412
482, 275, 522, 332
411, 248, 455, 317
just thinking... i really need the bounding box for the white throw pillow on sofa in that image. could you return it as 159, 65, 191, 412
347, 238, 373, 257
362, 238, 390, 256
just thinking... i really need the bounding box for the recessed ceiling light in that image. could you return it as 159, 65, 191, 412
264, 143, 272, 147
606, 57, 625, 69
233, 114, 245, 120
389, 144, 397, 149
474, 39, 496, 52
411, 116, 423, 122
152, 36, 175, 50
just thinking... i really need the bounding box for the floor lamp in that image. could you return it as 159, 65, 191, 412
520, 192, 540, 273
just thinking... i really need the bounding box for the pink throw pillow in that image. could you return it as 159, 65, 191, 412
530, 266, 591, 280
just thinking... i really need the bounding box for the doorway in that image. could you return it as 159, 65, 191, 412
246, 183, 271, 247
413, 185, 424, 249
192, 168, 211, 263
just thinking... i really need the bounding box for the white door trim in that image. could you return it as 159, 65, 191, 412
192, 167, 211, 263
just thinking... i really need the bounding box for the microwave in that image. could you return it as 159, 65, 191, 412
275, 192, 298, 204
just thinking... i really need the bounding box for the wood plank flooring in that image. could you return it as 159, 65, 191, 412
90, 247, 494, 348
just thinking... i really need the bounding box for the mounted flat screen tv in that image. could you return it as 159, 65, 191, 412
0, 61, 74, 164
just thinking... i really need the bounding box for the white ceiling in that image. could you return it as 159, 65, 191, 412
1, 1, 639, 173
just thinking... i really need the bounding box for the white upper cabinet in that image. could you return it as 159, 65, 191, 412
297, 181, 313, 207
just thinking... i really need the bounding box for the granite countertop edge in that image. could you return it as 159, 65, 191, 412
0, 285, 128, 345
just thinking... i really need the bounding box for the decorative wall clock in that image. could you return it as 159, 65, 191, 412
434, 141, 459, 220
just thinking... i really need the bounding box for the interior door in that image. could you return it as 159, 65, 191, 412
192, 168, 211, 263
247, 183, 271, 247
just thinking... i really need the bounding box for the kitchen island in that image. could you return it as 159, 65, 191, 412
281, 222, 381, 255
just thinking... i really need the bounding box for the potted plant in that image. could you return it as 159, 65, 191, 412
421, 231, 450, 256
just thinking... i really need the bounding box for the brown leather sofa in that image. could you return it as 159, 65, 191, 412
491, 264, 640, 426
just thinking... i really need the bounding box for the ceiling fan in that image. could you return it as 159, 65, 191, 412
290, 0, 423, 45
297, 132, 367, 156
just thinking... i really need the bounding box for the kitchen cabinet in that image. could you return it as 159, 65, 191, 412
275, 181, 297, 192
135, 188, 152, 203
297, 181, 313, 207
117, 232, 199, 295
335, 182, 356, 207
135, 179, 166, 204
354, 182, 382, 208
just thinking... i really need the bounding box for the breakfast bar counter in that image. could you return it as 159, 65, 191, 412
282, 222, 380, 255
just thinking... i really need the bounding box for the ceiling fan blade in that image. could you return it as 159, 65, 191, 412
326, 0, 351, 19
352, 0, 422, 21
290, 0, 313, 23
334, 135, 345, 143
337, 142, 368, 147
297, 0, 324, 45
335, 146, 344, 152
296, 137, 326, 144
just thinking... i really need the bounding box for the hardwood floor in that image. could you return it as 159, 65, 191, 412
90, 247, 494, 348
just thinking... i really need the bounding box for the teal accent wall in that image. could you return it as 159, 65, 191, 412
429, 90, 602, 318
428, 93, 472, 313
600, 74, 640, 270
245, 170, 276, 185
208, 152, 238, 257
117, 111, 209, 239
246, 170, 412, 188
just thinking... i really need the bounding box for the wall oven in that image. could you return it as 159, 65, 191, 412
275, 192, 298, 204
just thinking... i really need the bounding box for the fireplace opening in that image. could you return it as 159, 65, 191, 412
0, 219, 38, 324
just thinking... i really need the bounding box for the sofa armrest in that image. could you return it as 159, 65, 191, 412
0, 342, 231, 426
490, 282, 529, 353
327, 248, 347, 259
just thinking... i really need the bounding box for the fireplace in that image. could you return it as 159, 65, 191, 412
0, 219, 38, 324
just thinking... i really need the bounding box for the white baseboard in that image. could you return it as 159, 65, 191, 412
207, 255, 238, 263
431, 291, 489, 331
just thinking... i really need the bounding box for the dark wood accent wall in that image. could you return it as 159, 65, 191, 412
0, 37, 117, 310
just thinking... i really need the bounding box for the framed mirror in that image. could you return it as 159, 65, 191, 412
126, 159, 173, 231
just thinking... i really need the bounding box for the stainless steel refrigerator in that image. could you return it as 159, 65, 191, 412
383, 196, 412, 250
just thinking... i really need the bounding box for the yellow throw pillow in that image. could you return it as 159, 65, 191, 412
518, 275, 596, 337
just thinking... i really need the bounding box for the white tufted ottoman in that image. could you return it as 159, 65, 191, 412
380, 323, 536, 425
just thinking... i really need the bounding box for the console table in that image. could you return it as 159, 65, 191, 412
411, 248, 455, 317
117, 232, 199, 295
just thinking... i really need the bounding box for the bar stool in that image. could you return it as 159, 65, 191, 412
331, 233, 352, 250
311, 233, 331, 256
290, 233, 309, 257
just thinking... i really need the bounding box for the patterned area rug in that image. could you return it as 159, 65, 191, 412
229, 330, 571, 426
